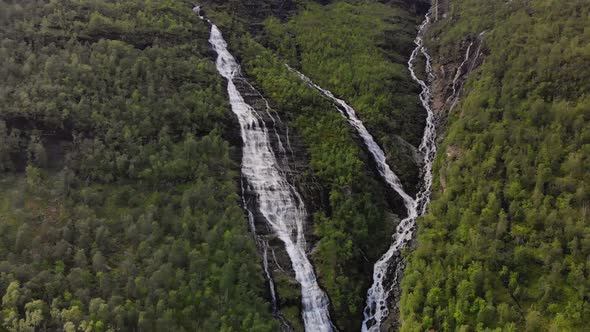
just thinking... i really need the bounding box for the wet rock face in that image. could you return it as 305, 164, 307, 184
427, 1, 488, 119
236, 77, 325, 241
379, 237, 418, 332
430, 37, 487, 119
233, 76, 329, 330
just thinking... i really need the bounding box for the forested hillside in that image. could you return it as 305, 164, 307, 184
260, 1, 426, 192
0, 1, 277, 331
2, 0, 588, 331
0, 0, 430, 330
0, 0, 428, 330
401, 0, 590, 331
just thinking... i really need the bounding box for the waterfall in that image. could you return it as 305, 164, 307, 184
447, 41, 473, 111
448, 31, 487, 112
284, 65, 418, 331
362, 11, 437, 331
193, 6, 204, 19
200, 12, 334, 332
410, 11, 437, 219
286, 65, 416, 211
287, 10, 437, 332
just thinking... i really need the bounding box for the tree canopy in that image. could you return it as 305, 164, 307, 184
401, 0, 590, 330
0, 1, 277, 331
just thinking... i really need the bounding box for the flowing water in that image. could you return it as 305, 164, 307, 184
285, 65, 418, 331
448, 42, 473, 111
363, 11, 437, 331
449, 31, 487, 112
288, 10, 437, 332
202, 14, 334, 332
410, 12, 437, 219
286, 65, 416, 211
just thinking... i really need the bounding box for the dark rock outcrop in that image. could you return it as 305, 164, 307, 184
430, 36, 487, 118
379, 0, 431, 16
231, 75, 328, 331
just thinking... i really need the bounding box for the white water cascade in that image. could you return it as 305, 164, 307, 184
410, 12, 438, 219
286, 65, 416, 210
287, 10, 437, 331
202, 16, 334, 332
362, 11, 438, 331
289, 63, 418, 331
449, 31, 487, 112
448, 41, 473, 111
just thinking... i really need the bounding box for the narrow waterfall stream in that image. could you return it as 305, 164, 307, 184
363, 11, 437, 331
289, 11, 437, 332
286, 65, 416, 210
410, 12, 437, 220
286, 65, 418, 331
199, 12, 334, 332
448, 42, 473, 111
449, 31, 487, 112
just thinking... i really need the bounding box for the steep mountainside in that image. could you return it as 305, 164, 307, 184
0, 1, 278, 331
262, 1, 426, 195
230, 27, 395, 331
1, 0, 429, 330
402, 0, 590, 331
1, 0, 588, 331
209, 1, 432, 329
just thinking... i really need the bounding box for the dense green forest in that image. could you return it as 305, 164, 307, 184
0, 0, 424, 330
401, 0, 590, 331
261, 1, 425, 193
2, 0, 588, 331
0, 1, 278, 331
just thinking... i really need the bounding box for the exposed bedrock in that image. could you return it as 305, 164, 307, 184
229, 75, 330, 331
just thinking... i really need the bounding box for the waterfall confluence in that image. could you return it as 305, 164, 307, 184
200, 11, 334, 332
288, 10, 437, 332
363, 11, 437, 331
287, 65, 416, 331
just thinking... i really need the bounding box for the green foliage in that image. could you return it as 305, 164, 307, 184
402, 0, 590, 331
261, 1, 425, 192
0, 0, 277, 331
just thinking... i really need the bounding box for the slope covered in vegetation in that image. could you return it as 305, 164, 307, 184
261, 1, 425, 193
0, 1, 277, 331
4, 0, 587, 331
401, 0, 590, 330
1, 0, 428, 330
